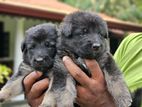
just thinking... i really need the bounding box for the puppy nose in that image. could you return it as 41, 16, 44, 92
92, 43, 101, 51
34, 57, 44, 63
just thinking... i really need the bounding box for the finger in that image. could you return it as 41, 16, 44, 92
27, 93, 45, 107
34, 94, 45, 106
75, 86, 85, 106
28, 78, 49, 99
76, 85, 96, 98
23, 71, 42, 94
76, 97, 84, 107
76, 86, 94, 106
85, 59, 104, 83
63, 56, 91, 87
76, 85, 87, 98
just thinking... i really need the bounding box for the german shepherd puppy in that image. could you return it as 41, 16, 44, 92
58, 11, 132, 107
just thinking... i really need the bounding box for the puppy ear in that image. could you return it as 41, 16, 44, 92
60, 22, 72, 37
102, 21, 109, 39
21, 41, 26, 52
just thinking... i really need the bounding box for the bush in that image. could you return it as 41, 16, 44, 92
0, 64, 12, 84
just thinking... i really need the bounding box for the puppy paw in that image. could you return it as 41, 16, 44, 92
63, 104, 74, 107
113, 90, 132, 107
39, 104, 54, 107
0, 90, 11, 103
40, 91, 56, 107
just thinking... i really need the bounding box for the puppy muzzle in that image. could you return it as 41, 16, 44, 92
32, 56, 54, 69
92, 43, 101, 51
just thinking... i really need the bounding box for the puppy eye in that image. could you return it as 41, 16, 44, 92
28, 44, 35, 49
50, 41, 56, 47
45, 42, 49, 47
83, 28, 88, 34
80, 34, 85, 37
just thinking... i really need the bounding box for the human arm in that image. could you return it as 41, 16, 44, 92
23, 56, 116, 107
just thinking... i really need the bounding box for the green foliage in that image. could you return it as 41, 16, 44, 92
0, 64, 12, 84
95, 0, 142, 23
135, 0, 142, 10
60, 0, 94, 10
59, 0, 142, 23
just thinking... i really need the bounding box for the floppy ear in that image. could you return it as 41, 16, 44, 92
21, 41, 26, 52
60, 22, 72, 37
102, 21, 109, 39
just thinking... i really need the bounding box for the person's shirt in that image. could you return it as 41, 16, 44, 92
114, 33, 142, 93
114, 33, 142, 107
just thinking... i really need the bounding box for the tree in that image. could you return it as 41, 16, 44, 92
59, 0, 142, 23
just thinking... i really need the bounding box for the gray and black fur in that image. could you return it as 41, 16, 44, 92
0, 23, 77, 107
58, 11, 132, 107
0, 23, 57, 102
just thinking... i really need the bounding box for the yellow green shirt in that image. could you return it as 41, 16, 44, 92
114, 33, 142, 93
114, 33, 142, 107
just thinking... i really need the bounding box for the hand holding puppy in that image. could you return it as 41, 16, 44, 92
23, 71, 49, 107
63, 56, 116, 107
23, 56, 116, 107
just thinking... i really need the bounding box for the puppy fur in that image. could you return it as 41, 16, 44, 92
58, 11, 132, 107
0, 23, 57, 102
0, 23, 76, 107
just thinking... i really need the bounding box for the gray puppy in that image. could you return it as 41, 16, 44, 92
0, 23, 57, 102
58, 11, 132, 107
0, 23, 76, 107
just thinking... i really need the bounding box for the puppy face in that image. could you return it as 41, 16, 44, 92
22, 23, 57, 71
59, 11, 109, 59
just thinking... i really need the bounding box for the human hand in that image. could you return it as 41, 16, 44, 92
23, 71, 49, 107
63, 56, 116, 107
